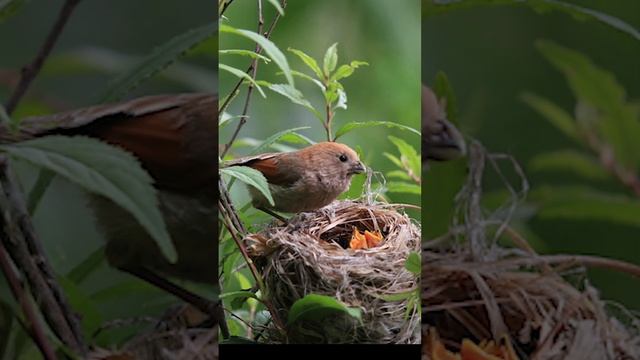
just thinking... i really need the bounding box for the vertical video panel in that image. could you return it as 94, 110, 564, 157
219, 0, 421, 346
422, 2, 640, 359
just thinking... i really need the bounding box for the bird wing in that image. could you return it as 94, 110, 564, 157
1, 93, 217, 192
223, 153, 299, 187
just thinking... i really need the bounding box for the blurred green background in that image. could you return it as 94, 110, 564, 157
422, 1, 640, 309
219, 0, 421, 221
0, 0, 215, 356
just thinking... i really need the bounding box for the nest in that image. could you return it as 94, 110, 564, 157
87, 306, 218, 360
245, 200, 421, 344
422, 141, 640, 359
422, 249, 640, 359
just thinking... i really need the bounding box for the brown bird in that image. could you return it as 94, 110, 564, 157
0, 93, 220, 326
422, 85, 466, 161
224, 142, 365, 214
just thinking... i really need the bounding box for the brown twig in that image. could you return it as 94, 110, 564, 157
219, 0, 236, 17
0, 243, 56, 360
217, 178, 286, 334
4, 0, 81, 115
0, 157, 85, 355
325, 102, 333, 141
220, 0, 286, 158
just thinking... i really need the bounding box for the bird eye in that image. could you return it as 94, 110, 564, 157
338, 154, 348, 162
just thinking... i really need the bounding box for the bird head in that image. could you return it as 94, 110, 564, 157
422, 85, 466, 161
300, 142, 366, 179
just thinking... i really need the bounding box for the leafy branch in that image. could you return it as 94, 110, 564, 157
523, 40, 640, 226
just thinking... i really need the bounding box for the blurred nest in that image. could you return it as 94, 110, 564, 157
88, 305, 218, 360
245, 200, 421, 344
422, 250, 640, 359
422, 141, 640, 360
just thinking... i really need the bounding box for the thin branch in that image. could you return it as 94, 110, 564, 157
0, 243, 56, 360
467, 254, 640, 280
0, 157, 85, 355
219, 0, 236, 17
325, 102, 333, 141
4, 0, 81, 114
218, 178, 286, 333
220, 0, 286, 158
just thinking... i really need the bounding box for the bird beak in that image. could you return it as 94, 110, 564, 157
349, 161, 366, 175
424, 118, 466, 161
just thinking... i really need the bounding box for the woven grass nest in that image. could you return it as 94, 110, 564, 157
421, 247, 640, 360
421, 142, 640, 360
244, 200, 421, 344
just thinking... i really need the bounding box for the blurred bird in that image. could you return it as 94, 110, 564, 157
224, 142, 365, 215
0, 93, 222, 328
422, 85, 466, 162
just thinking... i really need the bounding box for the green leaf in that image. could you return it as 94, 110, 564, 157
388, 135, 420, 177
288, 48, 323, 79
44, 47, 217, 93
220, 291, 259, 301
536, 40, 640, 169
27, 169, 54, 215
221, 24, 294, 86
57, 275, 103, 336
405, 252, 421, 275
249, 127, 311, 155
424, 0, 640, 41
334, 121, 420, 140
221, 336, 259, 344
222, 288, 260, 309
1, 136, 177, 262
289, 70, 325, 91
323, 43, 338, 77
383, 152, 403, 168
220, 166, 274, 206
530, 150, 608, 180
67, 246, 106, 284
272, 132, 315, 146
287, 294, 362, 325
330, 60, 368, 82
521, 92, 580, 142
219, 49, 271, 63
265, 0, 284, 15
387, 181, 421, 195
374, 289, 416, 302
219, 112, 246, 129
268, 84, 322, 121
219, 63, 266, 97
532, 185, 640, 227
386, 170, 412, 181
101, 22, 218, 102
432, 71, 459, 125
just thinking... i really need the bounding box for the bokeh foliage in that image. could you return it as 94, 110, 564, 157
423, 0, 640, 309
0, 1, 215, 357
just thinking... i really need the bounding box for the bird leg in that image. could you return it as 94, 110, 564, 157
256, 206, 288, 224
119, 266, 229, 339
